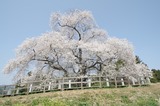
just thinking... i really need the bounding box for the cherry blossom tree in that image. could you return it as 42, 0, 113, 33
3, 10, 151, 82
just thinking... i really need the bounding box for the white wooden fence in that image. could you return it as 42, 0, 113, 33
0, 76, 150, 97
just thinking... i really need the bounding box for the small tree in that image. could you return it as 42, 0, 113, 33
150, 69, 160, 83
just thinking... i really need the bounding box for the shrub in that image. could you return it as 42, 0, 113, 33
151, 69, 160, 83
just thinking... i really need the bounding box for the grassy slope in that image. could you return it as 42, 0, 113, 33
0, 83, 160, 106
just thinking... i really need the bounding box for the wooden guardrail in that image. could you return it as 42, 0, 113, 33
0, 76, 150, 97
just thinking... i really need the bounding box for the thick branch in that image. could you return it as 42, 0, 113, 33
58, 23, 81, 41
32, 49, 68, 77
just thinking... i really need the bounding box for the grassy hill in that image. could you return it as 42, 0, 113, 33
0, 83, 160, 106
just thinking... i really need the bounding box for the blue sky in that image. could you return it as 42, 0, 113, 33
0, 0, 160, 85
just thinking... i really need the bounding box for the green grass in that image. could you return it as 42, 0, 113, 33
0, 83, 160, 106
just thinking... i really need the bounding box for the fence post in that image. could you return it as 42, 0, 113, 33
146, 77, 151, 84
127, 77, 131, 87
58, 80, 61, 90
141, 77, 144, 85
88, 79, 91, 87
81, 77, 83, 89
69, 80, 71, 89
99, 76, 102, 88
132, 78, 135, 86
29, 84, 32, 93
48, 82, 51, 90
121, 78, 125, 86
62, 78, 64, 91
7, 89, 12, 96
114, 77, 117, 88
16, 87, 19, 95
138, 78, 141, 86
43, 84, 46, 93
106, 78, 110, 87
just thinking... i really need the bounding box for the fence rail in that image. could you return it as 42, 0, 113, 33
0, 76, 150, 97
